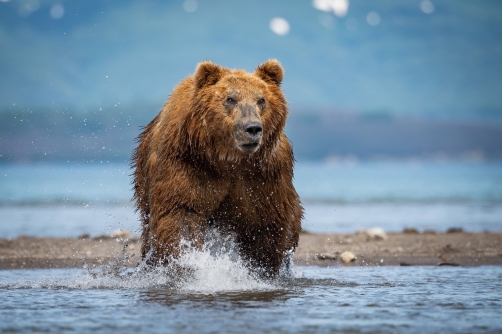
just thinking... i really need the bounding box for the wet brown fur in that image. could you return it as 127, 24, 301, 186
132, 60, 303, 275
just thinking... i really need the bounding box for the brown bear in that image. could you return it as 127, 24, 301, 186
132, 60, 303, 276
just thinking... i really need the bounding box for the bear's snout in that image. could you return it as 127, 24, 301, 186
234, 103, 263, 154
244, 121, 262, 138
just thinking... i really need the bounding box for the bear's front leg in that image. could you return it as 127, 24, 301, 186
143, 209, 207, 266
237, 225, 293, 277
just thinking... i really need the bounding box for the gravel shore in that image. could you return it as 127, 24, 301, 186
1, 231, 501, 270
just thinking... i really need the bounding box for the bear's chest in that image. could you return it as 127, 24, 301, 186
210, 178, 278, 230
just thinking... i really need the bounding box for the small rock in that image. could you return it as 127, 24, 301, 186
446, 227, 463, 233
366, 227, 388, 240
111, 229, 130, 239
403, 228, 419, 234
316, 253, 337, 260
440, 244, 458, 254
340, 251, 356, 263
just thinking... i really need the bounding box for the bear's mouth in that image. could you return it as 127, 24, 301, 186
238, 142, 260, 153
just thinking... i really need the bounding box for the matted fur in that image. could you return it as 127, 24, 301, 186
132, 60, 303, 275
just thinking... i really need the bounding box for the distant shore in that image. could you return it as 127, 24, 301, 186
1, 231, 501, 270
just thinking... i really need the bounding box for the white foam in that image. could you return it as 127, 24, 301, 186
2, 229, 300, 293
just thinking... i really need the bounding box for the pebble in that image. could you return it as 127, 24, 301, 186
366, 227, 388, 240
340, 251, 356, 263
403, 228, 419, 234
111, 229, 130, 239
316, 253, 337, 260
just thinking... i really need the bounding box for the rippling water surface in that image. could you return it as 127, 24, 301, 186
1, 162, 501, 332
1, 161, 502, 236
1, 266, 501, 333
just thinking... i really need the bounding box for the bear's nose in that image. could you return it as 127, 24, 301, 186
244, 122, 263, 137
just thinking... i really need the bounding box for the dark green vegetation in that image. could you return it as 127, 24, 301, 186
2, 106, 501, 163
0, 105, 151, 163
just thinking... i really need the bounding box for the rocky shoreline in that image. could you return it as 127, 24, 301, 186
1, 231, 501, 270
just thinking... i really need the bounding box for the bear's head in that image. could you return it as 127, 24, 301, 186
186, 60, 288, 162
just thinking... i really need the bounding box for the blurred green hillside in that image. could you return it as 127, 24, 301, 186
2, 106, 501, 163
1, 0, 502, 119
1, 0, 502, 163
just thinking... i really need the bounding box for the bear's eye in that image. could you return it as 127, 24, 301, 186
257, 98, 266, 105
225, 97, 237, 104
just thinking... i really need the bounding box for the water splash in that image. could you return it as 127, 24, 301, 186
1, 228, 301, 293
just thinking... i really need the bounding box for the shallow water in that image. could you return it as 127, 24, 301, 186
1, 161, 501, 237
1, 162, 501, 332
1, 266, 501, 333
2, 201, 501, 237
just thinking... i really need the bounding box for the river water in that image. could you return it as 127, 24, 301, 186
1, 265, 501, 333
1, 161, 501, 237
1, 161, 501, 333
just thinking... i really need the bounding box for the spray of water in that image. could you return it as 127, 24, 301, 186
2, 228, 302, 292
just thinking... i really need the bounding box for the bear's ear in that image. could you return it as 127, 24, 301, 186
255, 59, 284, 86
194, 61, 225, 89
